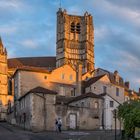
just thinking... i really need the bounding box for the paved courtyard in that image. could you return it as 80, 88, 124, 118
0, 122, 121, 140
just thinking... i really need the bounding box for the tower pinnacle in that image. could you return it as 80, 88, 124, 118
0, 37, 4, 49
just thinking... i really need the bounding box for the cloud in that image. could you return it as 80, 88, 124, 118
21, 39, 38, 49
0, 0, 25, 11
0, 25, 17, 35
105, 0, 140, 11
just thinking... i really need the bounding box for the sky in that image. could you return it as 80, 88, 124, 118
0, 0, 140, 91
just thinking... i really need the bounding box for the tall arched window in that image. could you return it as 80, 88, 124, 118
71, 22, 75, 33
76, 23, 81, 34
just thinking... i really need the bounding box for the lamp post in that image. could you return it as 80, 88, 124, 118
113, 109, 117, 140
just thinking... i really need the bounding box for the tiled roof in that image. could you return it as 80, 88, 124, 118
68, 92, 103, 104
8, 56, 56, 70
19, 86, 57, 100
14, 66, 50, 74
83, 74, 106, 88
27, 86, 57, 95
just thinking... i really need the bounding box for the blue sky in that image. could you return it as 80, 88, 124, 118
0, 0, 140, 91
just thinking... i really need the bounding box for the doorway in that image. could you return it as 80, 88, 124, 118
69, 114, 77, 129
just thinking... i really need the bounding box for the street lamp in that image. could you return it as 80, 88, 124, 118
113, 109, 117, 140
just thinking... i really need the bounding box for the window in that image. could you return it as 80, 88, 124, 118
116, 87, 119, 96
70, 22, 81, 34
81, 102, 84, 107
60, 86, 65, 96
44, 76, 47, 79
61, 73, 65, 79
110, 101, 114, 107
71, 89, 75, 97
90, 86, 92, 91
8, 79, 12, 95
103, 86, 107, 93
69, 74, 73, 80
94, 102, 99, 109
76, 23, 81, 34
71, 22, 75, 33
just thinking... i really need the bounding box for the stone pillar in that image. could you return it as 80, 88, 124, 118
76, 63, 82, 96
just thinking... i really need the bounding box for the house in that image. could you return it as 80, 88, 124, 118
84, 73, 125, 130
8, 86, 104, 132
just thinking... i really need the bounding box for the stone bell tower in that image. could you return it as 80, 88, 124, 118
56, 8, 94, 73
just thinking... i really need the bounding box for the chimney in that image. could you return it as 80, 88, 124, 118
76, 62, 82, 96
125, 81, 130, 89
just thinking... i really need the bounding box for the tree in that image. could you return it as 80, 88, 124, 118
118, 100, 140, 138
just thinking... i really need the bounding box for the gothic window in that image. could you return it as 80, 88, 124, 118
76, 23, 81, 34
71, 22, 81, 34
8, 79, 12, 95
71, 22, 75, 33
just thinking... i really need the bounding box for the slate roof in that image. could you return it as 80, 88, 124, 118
96, 68, 124, 87
27, 86, 57, 95
19, 86, 57, 101
56, 96, 74, 105
68, 92, 103, 104
8, 56, 56, 71
83, 74, 106, 88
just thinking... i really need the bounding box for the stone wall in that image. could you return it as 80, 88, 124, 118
85, 75, 125, 104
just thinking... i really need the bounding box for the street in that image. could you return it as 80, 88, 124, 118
0, 122, 121, 140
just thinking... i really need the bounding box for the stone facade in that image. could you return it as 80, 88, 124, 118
85, 74, 125, 104
13, 87, 103, 132
84, 74, 124, 130
0, 38, 13, 120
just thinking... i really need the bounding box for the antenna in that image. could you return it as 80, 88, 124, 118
59, 0, 61, 8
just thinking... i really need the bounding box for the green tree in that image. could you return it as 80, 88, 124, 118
118, 100, 140, 138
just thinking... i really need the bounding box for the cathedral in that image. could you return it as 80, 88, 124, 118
1, 9, 124, 132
